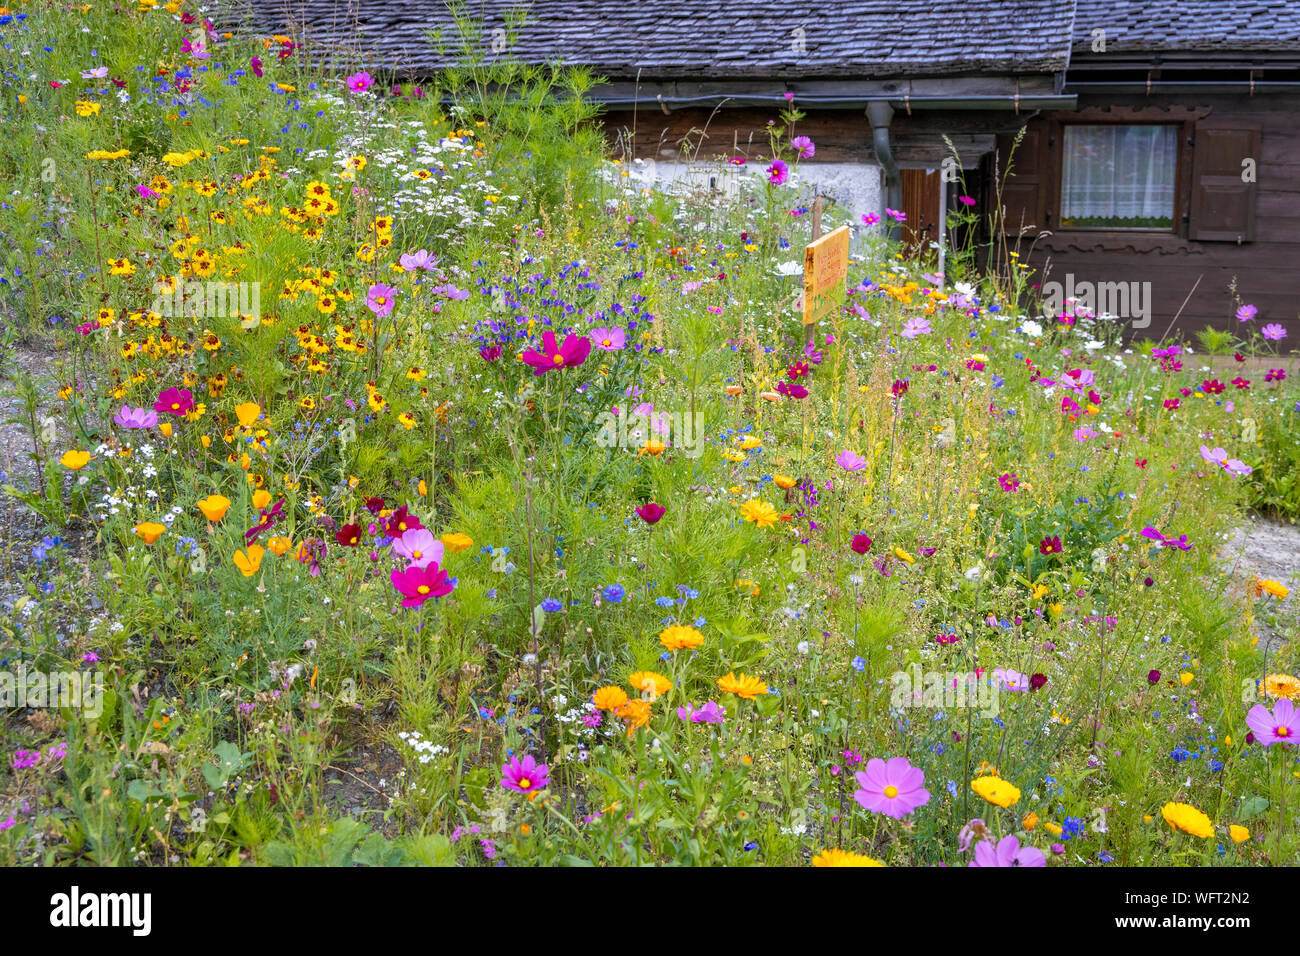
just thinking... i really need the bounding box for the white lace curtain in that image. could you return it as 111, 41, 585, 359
1061, 125, 1177, 224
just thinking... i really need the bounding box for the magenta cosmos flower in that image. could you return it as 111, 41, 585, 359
114, 405, 158, 429
766, 158, 789, 185
636, 501, 666, 525
837, 449, 867, 472
589, 326, 625, 351
153, 387, 195, 417
853, 756, 931, 819
677, 701, 725, 724
366, 283, 398, 318
1236, 304, 1257, 322
791, 136, 815, 159
500, 753, 549, 793
969, 834, 1046, 867
521, 329, 591, 375
390, 562, 454, 608
1261, 323, 1287, 341
345, 71, 373, 93
392, 528, 444, 569
1247, 697, 1299, 746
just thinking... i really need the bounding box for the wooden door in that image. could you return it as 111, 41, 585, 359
901, 168, 941, 254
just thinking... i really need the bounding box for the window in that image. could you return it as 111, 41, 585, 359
1060, 125, 1178, 230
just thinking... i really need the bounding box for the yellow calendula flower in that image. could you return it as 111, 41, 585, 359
659, 624, 705, 652
1257, 578, 1289, 599
592, 686, 628, 711
59, 450, 91, 470
774, 474, 797, 490
739, 498, 779, 529
1229, 824, 1250, 844
971, 775, 1021, 808
811, 848, 884, 867
1264, 674, 1300, 699
1161, 801, 1213, 839
716, 671, 767, 700
439, 532, 472, 553
628, 671, 671, 700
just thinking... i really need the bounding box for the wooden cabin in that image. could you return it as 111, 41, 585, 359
237, 0, 1300, 338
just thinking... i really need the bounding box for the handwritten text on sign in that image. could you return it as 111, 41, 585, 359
803, 224, 850, 326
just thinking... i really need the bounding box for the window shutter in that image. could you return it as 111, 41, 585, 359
1188, 120, 1259, 242
995, 121, 1048, 235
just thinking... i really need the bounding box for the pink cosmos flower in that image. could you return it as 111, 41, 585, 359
836, 449, 867, 472
399, 249, 436, 271
885, 207, 907, 223
1200, 445, 1252, 476
390, 562, 454, 608
766, 158, 789, 185
250, 56, 263, 77
862, 213, 880, 226
392, 528, 444, 569
366, 283, 398, 318
791, 136, 815, 159
969, 834, 1046, 867
1261, 323, 1287, 341
589, 326, 625, 351
81, 66, 109, 79
853, 756, 931, 819
500, 753, 549, 793
345, 71, 373, 93
113, 405, 158, 429
901, 316, 932, 339
1236, 304, 1257, 322
520, 329, 591, 375
677, 701, 725, 724
1246, 697, 1298, 747
993, 668, 1028, 692
153, 387, 195, 417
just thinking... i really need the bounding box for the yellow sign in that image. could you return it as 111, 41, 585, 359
803, 224, 850, 325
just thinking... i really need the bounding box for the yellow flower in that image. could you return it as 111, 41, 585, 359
74, 100, 101, 117
1229, 824, 1250, 844
614, 698, 651, 735
774, 474, 797, 490
812, 848, 884, 867
592, 686, 628, 711
234, 402, 261, 427
892, 546, 916, 564
59, 450, 91, 470
159, 422, 173, 438
397, 412, 417, 430
628, 671, 671, 700
971, 775, 1021, 808
1161, 801, 1213, 839
659, 624, 705, 652
1043, 821, 1063, 837
267, 536, 292, 556
739, 499, 779, 529
133, 522, 166, 544
1264, 674, 1300, 699
1257, 578, 1289, 599
737, 435, 762, 450
717, 671, 767, 700
440, 532, 473, 553
1179, 672, 1194, 686
233, 545, 265, 577
196, 494, 231, 522
1022, 812, 1039, 830
252, 489, 272, 510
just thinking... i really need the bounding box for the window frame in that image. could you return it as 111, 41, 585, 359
1057, 121, 1182, 233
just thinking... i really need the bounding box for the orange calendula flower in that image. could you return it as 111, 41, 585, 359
614, 698, 651, 735
1257, 578, 1289, 599
233, 545, 265, 577
1263, 674, 1300, 699
592, 686, 628, 711
267, 536, 292, 556
628, 670, 671, 700
659, 624, 705, 652
440, 532, 473, 553
134, 522, 166, 544
59, 450, 92, 470
717, 671, 767, 700
773, 474, 797, 490
196, 494, 231, 522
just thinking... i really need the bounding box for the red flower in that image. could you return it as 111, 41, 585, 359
364, 496, 386, 514
636, 502, 666, 525
385, 506, 424, 537
335, 523, 362, 547
1232, 377, 1251, 390
849, 533, 872, 555
1039, 535, 1063, 555
1202, 379, 1225, 395
1030, 673, 1048, 690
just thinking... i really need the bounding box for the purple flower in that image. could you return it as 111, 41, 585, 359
836, 449, 867, 472
853, 756, 931, 819
901, 316, 932, 339
589, 326, 626, 351
366, 283, 398, 318
993, 668, 1029, 692
345, 71, 373, 93
1201, 445, 1252, 477
1236, 304, 1257, 322
766, 158, 789, 185
885, 207, 907, 223
431, 283, 470, 299
1261, 323, 1287, 341
790, 136, 815, 159
969, 834, 1046, 867
500, 753, 550, 793
399, 249, 436, 271
1246, 697, 1298, 747
113, 405, 159, 429
677, 701, 726, 724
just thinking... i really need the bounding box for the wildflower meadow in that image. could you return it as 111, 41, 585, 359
1, 1, 1298, 886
